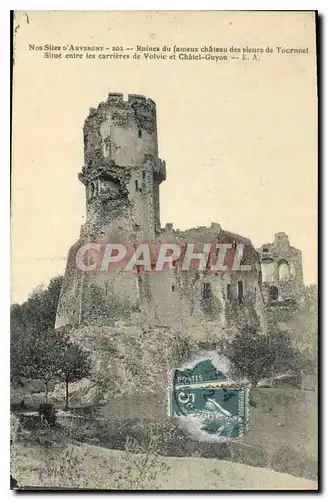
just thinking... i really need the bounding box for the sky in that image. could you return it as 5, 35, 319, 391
11, 11, 317, 303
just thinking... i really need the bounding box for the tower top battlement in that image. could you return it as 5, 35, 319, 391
107, 93, 156, 108
88, 93, 157, 117
85, 92, 158, 144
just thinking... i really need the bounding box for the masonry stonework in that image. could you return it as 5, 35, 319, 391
55, 94, 303, 336
257, 233, 304, 306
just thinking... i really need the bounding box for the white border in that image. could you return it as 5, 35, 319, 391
1, 3, 324, 498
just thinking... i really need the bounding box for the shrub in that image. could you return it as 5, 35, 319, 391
38, 402, 57, 426
220, 325, 309, 387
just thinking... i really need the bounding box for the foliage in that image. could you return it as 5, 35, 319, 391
11, 276, 64, 386
11, 324, 92, 404
38, 442, 86, 488
11, 277, 92, 405
10, 413, 22, 487
38, 402, 57, 426
15, 328, 66, 396
11, 276, 64, 337
58, 343, 92, 410
105, 433, 170, 490
220, 325, 311, 387
28, 423, 171, 489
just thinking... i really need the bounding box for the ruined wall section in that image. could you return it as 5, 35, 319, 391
55, 240, 84, 329
257, 232, 304, 305
149, 222, 266, 333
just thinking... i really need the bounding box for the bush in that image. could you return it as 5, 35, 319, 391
220, 325, 308, 386
38, 403, 57, 426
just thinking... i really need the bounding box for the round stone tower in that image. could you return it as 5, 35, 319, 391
78, 93, 166, 242
55, 93, 167, 328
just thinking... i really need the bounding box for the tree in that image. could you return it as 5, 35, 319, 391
11, 318, 92, 407
11, 276, 64, 388
11, 275, 63, 338
39, 276, 65, 330
11, 276, 93, 407
11, 330, 36, 386
221, 325, 303, 387
27, 328, 70, 400
58, 343, 92, 410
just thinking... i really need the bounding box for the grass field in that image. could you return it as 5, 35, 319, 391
13, 440, 317, 490
11, 386, 317, 488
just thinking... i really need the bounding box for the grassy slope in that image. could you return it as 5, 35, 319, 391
13, 386, 317, 482
74, 388, 317, 460
14, 440, 317, 490
245, 388, 317, 457
14, 387, 317, 463
81, 387, 317, 479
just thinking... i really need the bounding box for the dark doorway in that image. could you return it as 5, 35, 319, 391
269, 286, 279, 301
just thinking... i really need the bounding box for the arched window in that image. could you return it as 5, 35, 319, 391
269, 286, 279, 301
278, 260, 290, 281
261, 258, 275, 283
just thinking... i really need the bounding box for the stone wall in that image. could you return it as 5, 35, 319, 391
257, 232, 304, 306
56, 94, 266, 336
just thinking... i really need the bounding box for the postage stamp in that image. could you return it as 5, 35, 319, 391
168, 357, 249, 440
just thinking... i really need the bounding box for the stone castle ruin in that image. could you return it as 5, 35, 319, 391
257, 233, 304, 306
55, 93, 304, 334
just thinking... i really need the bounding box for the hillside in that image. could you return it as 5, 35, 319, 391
13, 440, 317, 490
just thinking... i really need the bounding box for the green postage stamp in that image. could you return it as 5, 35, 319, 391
168, 358, 249, 441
